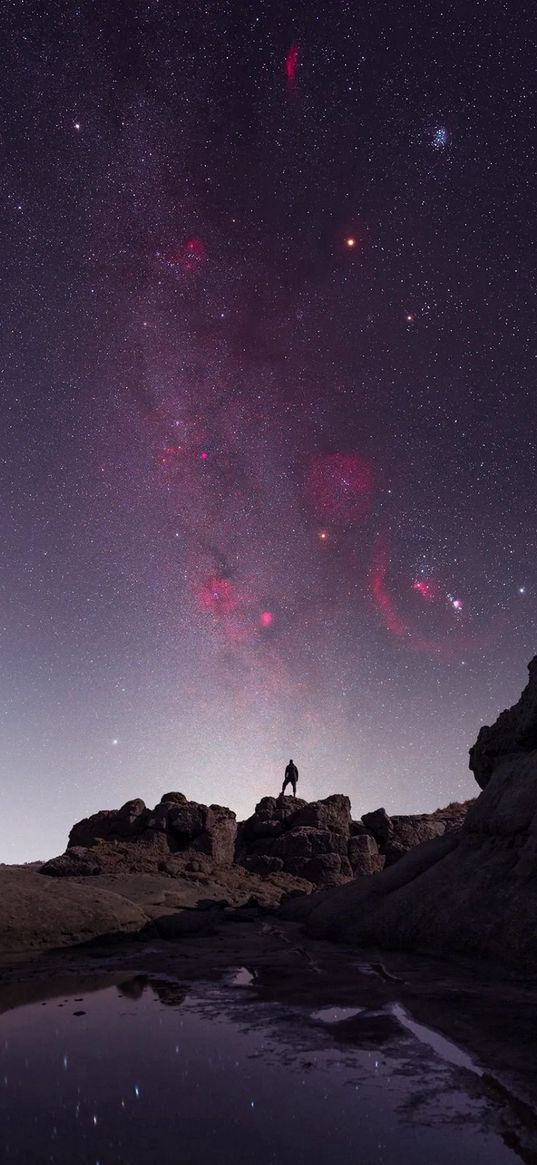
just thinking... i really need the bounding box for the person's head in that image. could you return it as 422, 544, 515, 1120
289, 759, 293, 763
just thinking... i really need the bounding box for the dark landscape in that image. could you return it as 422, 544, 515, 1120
3, 1, 537, 1161
3, 662, 537, 1163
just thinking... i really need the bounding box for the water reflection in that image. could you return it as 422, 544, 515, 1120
0, 974, 527, 1165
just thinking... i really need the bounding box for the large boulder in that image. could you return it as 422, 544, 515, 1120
69, 798, 148, 847
296, 658, 537, 969
50, 795, 238, 877
361, 807, 392, 843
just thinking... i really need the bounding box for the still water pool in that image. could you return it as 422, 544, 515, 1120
0, 970, 523, 1165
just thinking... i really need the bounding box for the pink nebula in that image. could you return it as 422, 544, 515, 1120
308, 453, 373, 522
259, 611, 273, 627
178, 237, 206, 275
285, 44, 299, 83
370, 543, 407, 636
196, 576, 240, 616
412, 579, 440, 602
156, 445, 182, 466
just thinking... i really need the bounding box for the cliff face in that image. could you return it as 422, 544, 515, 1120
293, 658, 537, 969
469, 655, 537, 788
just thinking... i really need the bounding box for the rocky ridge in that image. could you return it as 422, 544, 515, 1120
40, 791, 468, 890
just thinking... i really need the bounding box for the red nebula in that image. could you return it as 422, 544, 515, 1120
259, 611, 273, 628
370, 543, 407, 637
156, 445, 182, 466
412, 579, 440, 602
285, 44, 299, 83
178, 237, 206, 275
200, 451, 208, 460
308, 453, 373, 522
196, 576, 240, 616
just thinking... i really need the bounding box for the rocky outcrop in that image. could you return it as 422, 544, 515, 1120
50, 793, 238, 876
292, 657, 537, 970
236, 795, 354, 887
43, 791, 469, 891
361, 802, 469, 868
469, 655, 537, 788
235, 795, 466, 886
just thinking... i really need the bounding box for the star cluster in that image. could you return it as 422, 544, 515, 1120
1, 1, 536, 860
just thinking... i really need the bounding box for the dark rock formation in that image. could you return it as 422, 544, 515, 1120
43, 794, 238, 877
362, 803, 469, 868
40, 847, 102, 877
237, 795, 353, 887
44, 790, 469, 891
469, 655, 537, 788
291, 657, 537, 969
236, 794, 465, 886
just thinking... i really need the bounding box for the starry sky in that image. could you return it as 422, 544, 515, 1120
2, 1, 536, 862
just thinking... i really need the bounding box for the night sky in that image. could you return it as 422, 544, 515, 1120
2, 1, 536, 862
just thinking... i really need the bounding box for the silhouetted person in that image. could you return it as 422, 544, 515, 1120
281, 759, 298, 797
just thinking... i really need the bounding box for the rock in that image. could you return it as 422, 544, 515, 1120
348, 834, 384, 876
469, 655, 537, 788
360, 803, 468, 869
69, 799, 148, 847
62, 795, 238, 875
168, 802, 208, 840
299, 659, 537, 969
241, 796, 307, 840
243, 855, 284, 876
290, 795, 351, 836
191, 805, 237, 865
236, 795, 355, 888
361, 808, 392, 843
302, 853, 352, 887
146, 802, 173, 832
41, 847, 102, 877
0, 868, 151, 951
271, 827, 347, 862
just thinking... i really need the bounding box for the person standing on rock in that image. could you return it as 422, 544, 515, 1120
281, 759, 298, 797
